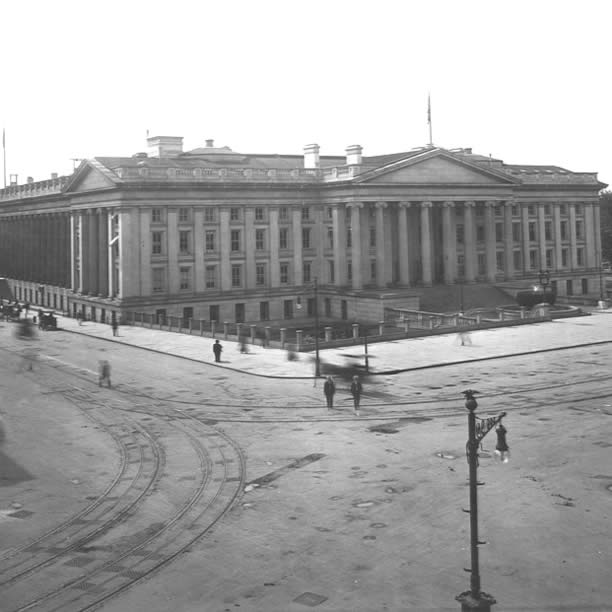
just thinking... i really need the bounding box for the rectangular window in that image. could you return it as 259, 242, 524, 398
231, 264, 242, 287
544, 204, 552, 216
513, 250, 522, 270
546, 249, 554, 268
347, 261, 353, 282
328, 260, 335, 283
369, 227, 376, 247
512, 205, 519, 217
495, 223, 503, 243
347, 227, 352, 248
456, 224, 464, 244
255, 207, 265, 221
475, 205, 484, 218
279, 227, 288, 250
327, 206, 333, 219
560, 203, 568, 216
576, 247, 584, 266
204, 207, 216, 223
255, 228, 265, 250
302, 227, 311, 249
152, 267, 165, 292
545, 221, 552, 241
179, 266, 191, 290
512, 222, 521, 242
576, 220, 584, 240
327, 227, 334, 249
496, 251, 504, 272
457, 254, 465, 278
231, 229, 241, 252
528, 204, 535, 216
205, 230, 216, 252
280, 262, 289, 284
209, 305, 219, 322
152, 231, 163, 255
152, 208, 162, 223
370, 260, 377, 281
529, 250, 538, 270
560, 220, 568, 241
256, 263, 266, 286
303, 261, 311, 283
301, 207, 310, 221
561, 248, 569, 267
476, 225, 485, 242
495, 205, 503, 217
477, 253, 486, 275
205, 265, 217, 288
279, 206, 288, 221
528, 222, 537, 242
230, 207, 240, 221
179, 230, 191, 254
575, 204, 583, 216
260, 301, 270, 321
178, 207, 190, 223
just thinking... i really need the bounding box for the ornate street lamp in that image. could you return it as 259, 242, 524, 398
456, 390, 508, 612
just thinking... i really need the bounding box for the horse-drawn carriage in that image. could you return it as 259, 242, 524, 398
37, 311, 58, 331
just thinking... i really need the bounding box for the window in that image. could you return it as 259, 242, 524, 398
347, 261, 353, 282
256, 263, 266, 286
495, 223, 503, 243
512, 205, 519, 217
179, 266, 192, 290
545, 221, 552, 241
231, 264, 242, 287
560, 203, 568, 216
346, 227, 352, 248
561, 248, 569, 267
152, 267, 165, 293
279, 206, 288, 221
475, 206, 484, 218
577, 247, 584, 266
301, 206, 310, 221
513, 250, 522, 270
205, 230, 216, 252
456, 224, 464, 244
457, 254, 465, 278
230, 207, 240, 221
544, 204, 552, 216
369, 227, 376, 247
328, 260, 335, 283
280, 262, 289, 284
279, 228, 289, 250
546, 249, 554, 268
255, 228, 266, 250
529, 250, 538, 270
370, 260, 377, 281
476, 225, 485, 242
496, 251, 504, 272
528, 205, 535, 216
327, 206, 333, 219
152, 231, 163, 255
204, 207, 216, 223
302, 227, 311, 249
477, 253, 486, 275
327, 227, 334, 249
528, 222, 537, 242
231, 229, 241, 252
255, 207, 265, 221
576, 220, 584, 240
495, 205, 503, 217
575, 204, 583, 216
512, 222, 521, 242
152, 208, 162, 223
560, 220, 568, 241
303, 261, 311, 283
205, 265, 217, 288
178, 207, 190, 223
260, 301, 270, 321
179, 230, 191, 254
209, 305, 219, 322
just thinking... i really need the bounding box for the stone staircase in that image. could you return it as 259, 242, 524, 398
417, 283, 514, 314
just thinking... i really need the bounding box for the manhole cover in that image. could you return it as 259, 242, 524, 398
293, 592, 328, 607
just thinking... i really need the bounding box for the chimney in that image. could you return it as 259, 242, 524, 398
303, 143, 320, 169
51, 172, 58, 179
27, 176, 34, 184
205, 139, 214, 148
345, 144, 362, 166
147, 135, 184, 158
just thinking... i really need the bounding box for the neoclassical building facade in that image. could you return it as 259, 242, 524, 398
0, 137, 606, 323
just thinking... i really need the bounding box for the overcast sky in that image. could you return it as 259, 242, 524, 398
1, 0, 611, 187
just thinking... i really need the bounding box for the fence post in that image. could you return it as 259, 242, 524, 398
224, 321, 229, 340
520, 307, 526, 320
325, 326, 332, 342
265, 326, 271, 347
199, 319, 204, 336
250, 324, 256, 344
404, 320, 409, 333
352, 323, 359, 339
169, 316, 173, 332
211, 320, 216, 338
379, 321, 385, 335
280, 328, 286, 349
149, 313, 153, 329
296, 329, 303, 351
188, 318, 193, 335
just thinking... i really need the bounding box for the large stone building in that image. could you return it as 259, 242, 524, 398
0, 136, 606, 324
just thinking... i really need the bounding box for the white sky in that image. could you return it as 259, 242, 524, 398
1, 0, 611, 187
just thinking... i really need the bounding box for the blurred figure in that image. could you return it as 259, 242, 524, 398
15, 318, 38, 371
98, 360, 112, 388
323, 376, 336, 410
111, 313, 119, 337
457, 329, 472, 346
213, 339, 223, 362
495, 423, 510, 463
350, 375, 363, 416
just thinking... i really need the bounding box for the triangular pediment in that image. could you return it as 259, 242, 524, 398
356, 150, 518, 185
63, 160, 119, 193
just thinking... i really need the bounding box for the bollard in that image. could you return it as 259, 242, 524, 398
404, 320, 409, 333
188, 318, 193, 335
223, 321, 229, 340
296, 329, 303, 351
211, 320, 216, 338
520, 307, 526, 320
265, 326, 271, 347
325, 326, 332, 342
379, 321, 385, 336
352, 323, 359, 339
280, 327, 286, 349
199, 319, 204, 336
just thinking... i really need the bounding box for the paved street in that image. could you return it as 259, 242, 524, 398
0, 312, 611, 611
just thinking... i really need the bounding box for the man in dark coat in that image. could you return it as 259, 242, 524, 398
350, 375, 363, 416
213, 339, 223, 363
323, 376, 336, 410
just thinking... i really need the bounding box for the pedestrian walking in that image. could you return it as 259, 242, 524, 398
76, 311, 83, 326
495, 423, 510, 463
111, 314, 119, 337
350, 375, 363, 416
323, 376, 336, 410
213, 339, 223, 363
239, 334, 249, 354
98, 360, 112, 388
457, 329, 472, 346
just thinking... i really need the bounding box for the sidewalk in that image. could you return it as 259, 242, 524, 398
52, 310, 612, 378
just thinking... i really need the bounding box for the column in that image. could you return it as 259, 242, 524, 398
464, 201, 476, 282
193, 208, 205, 293
292, 207, 303, 286
98, 209, 109, 296
219, 208, 231, 291
569, 203, 577, 269
244, 207, 256, 289
584, 203, 596, 268
398, 202, 410, 285
553, 203, 562, 272
108, 210, 117, 297
70, 213, 77, 291
420, 201, 433, 286
139, 208, 151, 296
484, 201, 497, 282
166, 208, 179, 294
314, 204, 325, 282
349, 201, 363, 289
441, 201, 456, 283
270, 207, 280, 286
332, 204, 347, 286
87, 209, 99, 294
78, 212, 85, 293
503, 202, 514, 279
538, 204, 547, 272
521, 203, 529, 274
594, 202, 602, 269
375, 201, 387, 288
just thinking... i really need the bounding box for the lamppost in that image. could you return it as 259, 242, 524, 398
313, 277, 321, 377
538, 269, 550, 289
456, 390, 507, 612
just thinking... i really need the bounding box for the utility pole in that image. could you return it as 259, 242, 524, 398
314, 277, 321, 377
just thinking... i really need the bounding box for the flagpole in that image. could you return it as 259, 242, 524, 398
427, 94, 433, 146
2, 128, 6, 188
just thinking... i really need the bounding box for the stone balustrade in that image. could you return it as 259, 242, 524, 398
0, 176, 70, 201
114, 166, 323, 182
